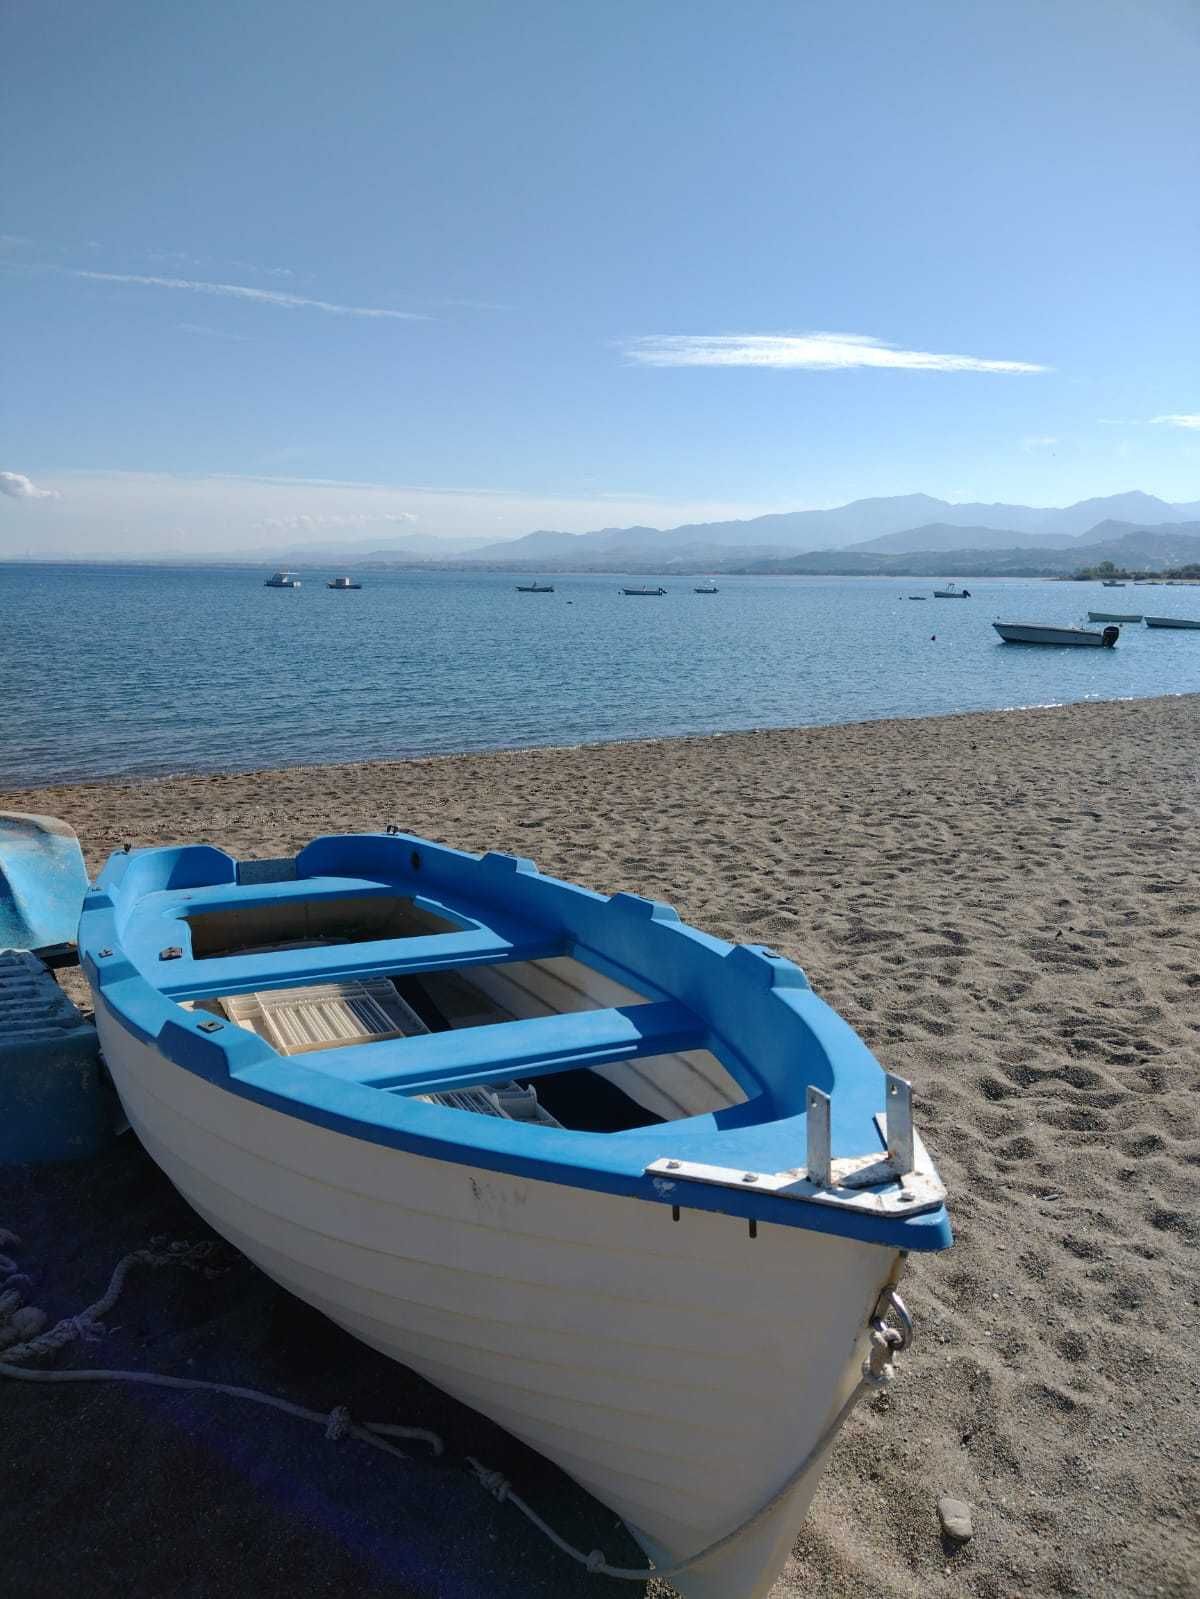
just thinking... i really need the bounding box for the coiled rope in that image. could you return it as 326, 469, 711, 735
0, 1234, 907, 1582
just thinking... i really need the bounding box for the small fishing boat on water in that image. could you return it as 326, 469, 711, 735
1144, 615, 1200, 630
993, 622, 1119, 648
1088, 611, 1142, 623
932, 583, 971, 598
622, 585, 668, 596
515, 581, 555, 593
1101, 579, 1126, 587
327, 576, 362, 590
264, 571, 301, 589
694, 581, 719, 594
907, 595, 927, 601
79, 830, 949, 1599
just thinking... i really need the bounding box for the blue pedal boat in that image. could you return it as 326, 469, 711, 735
80, 831, 950, 1598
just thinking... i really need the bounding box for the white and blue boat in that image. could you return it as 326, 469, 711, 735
79, 831, 950, 1598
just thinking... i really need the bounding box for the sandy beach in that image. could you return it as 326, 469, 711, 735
2, 695, 1198, 1599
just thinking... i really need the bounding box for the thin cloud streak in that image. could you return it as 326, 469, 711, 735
255, 511, 418, 531
69, 269, 428, 320
621, 332, 1047, 374
1150, 413, 1200, 430
177, 322, 250, 342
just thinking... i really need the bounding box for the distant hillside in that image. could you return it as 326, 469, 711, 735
845, 522, 1077, 555
457, 491, 1200, 566
740, 525, 1200, 578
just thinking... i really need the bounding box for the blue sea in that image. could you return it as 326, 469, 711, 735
2, 563, 1198, 787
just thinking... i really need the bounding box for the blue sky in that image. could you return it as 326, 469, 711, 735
3, 0, 1198, 554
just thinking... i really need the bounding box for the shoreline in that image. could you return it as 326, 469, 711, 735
4, 691, 1198, 1597
2, 690, 1193, 802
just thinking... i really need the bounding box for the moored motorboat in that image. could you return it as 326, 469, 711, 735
515, 581, 555, 592
264, 571, 301, 589
1144, 615, 1200, 629
993, 622, 1119, 647
622, 585, 668, 595
694, 582, 719, 594
933, 583, 971, 597
1088, 611, 1142, 623
1101, 579, 1127, 587
79, 831, 950, 1599
327, 576, 362, 590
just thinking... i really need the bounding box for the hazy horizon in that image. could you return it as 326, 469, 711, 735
0, 482, 1197, 566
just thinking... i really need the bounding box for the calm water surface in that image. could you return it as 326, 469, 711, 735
2, 564, 1198, 785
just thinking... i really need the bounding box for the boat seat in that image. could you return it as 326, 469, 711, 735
264, 1000, 707, 1095
157, 923, 567, 1001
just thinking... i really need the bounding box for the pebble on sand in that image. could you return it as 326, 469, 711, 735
938, 1496, 974, 1543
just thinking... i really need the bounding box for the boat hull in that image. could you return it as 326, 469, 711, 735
1144, 616, 1200, 629
993, 622, 1116, 647
96, 1000, 898, 1599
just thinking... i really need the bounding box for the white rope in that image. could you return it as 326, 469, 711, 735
0, 1240, 443, 1459
0, 1362, 444, 1462
469, 1316, 905, 1580
468, 1358, 888, 1580
0, 1236, 905, 1583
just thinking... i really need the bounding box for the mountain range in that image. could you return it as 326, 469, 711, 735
742, 523, 1200, 578
312, 491, 1200, 570
450, 491, 1199, 565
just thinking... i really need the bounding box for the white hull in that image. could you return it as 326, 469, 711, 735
97, 1005, 897, 1598
993, 622, 1114, 647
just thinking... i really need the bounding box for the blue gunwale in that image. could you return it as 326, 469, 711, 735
80, 832, 952, 1252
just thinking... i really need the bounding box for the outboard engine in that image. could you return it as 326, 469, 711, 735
1102, 625, 1120, 648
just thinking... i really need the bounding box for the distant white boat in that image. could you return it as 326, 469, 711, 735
327, 576, 362, 590
932, 583, 971, 598
694, 581, 719, 594
622, 586, 667, 596
993, 622, 1119, 648
1144, 615, 1200, 630
264, 571, 301, 589
1088, 610, 1142, 622
1101, 579, 1126, 588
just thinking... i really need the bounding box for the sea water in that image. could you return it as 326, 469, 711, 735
2, 564, 1197, 786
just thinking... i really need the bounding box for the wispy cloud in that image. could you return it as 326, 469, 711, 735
255, 511, 419, 531
69, 269, 428, 320
229, 259, 295, 280
1021, 434, 1059, 452
1150, 413, 1200, 431
0, 470, 60, 500
178, 322, 250, 342
620, 332, 1047, 374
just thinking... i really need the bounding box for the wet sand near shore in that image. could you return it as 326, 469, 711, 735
2, 695, 1198, 1599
